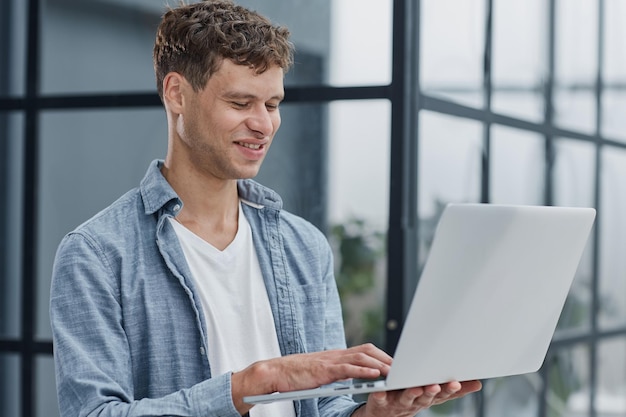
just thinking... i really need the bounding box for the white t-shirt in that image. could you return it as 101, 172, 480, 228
169, 203, 296, 417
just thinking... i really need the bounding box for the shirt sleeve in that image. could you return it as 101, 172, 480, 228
50, 232, 241, 417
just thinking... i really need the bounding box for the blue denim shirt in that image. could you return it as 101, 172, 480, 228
50, 160, 362, 417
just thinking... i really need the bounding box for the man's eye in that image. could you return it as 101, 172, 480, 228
232, 102, 248, 108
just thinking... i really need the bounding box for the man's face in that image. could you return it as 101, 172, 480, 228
177, 59, 284, 181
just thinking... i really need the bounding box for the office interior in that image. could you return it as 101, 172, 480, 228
1, 0, 625, 416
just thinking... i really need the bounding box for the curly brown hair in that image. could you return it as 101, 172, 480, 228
153, 0, 294, 100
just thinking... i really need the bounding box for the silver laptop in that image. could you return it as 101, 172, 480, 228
244, 203, 596, 404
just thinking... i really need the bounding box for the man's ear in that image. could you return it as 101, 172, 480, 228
163, 72, 186, 114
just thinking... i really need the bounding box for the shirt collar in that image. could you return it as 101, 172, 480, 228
139, 159, 283, 215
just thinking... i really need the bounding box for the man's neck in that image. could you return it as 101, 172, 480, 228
161, 162, 240, 251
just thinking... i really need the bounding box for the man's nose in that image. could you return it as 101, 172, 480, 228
247, 106, 275, 137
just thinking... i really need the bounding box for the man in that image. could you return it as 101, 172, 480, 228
50, 1, 481, 416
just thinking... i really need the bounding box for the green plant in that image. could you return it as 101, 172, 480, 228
330, 218, 386, 346
330, 219, 385, 298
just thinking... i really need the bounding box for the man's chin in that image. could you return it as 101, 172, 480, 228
236, 168, 262, 180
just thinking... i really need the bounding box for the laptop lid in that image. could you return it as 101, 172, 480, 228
244, 204, 596, 404
386, 203, 595, 388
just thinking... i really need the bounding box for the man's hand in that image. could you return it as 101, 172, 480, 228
353, 380, 483, 417
231, 343, 482, 416
231, 343, 391, 414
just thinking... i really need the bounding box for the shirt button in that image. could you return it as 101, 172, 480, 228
200, 346, 205, 355
173, 204, 181, 212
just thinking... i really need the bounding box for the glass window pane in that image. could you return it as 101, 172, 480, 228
553, 139, 596, 208
603, 0, 626, 83
327, 100, 390, 347
547, 345, 591, 417
492, 1, 547, 122
553, 0, 598, 133
553, 91, 596, 134
553, 139, 596, 333
595, 339, 626, 415
485, 374, 540, 416
36, 109, 168, 340
421, 0, 486, 108
601, 0, 626, 142
490, 125, 545, 205
0, 112, 24, 338
37, 355, 60, 417
0, 354, 20, 417
418, 112, 483, 215
328, 0, 392, 86
327, 100, 390, 231
418, 111, 482, 269
601, 92, 626, 143
599, 147, 626, 329
41, 0, 160, 94
430, 394, 479, 417
0, 0, 26, 97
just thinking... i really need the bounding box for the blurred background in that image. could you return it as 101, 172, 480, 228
1, 0, 625, 416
